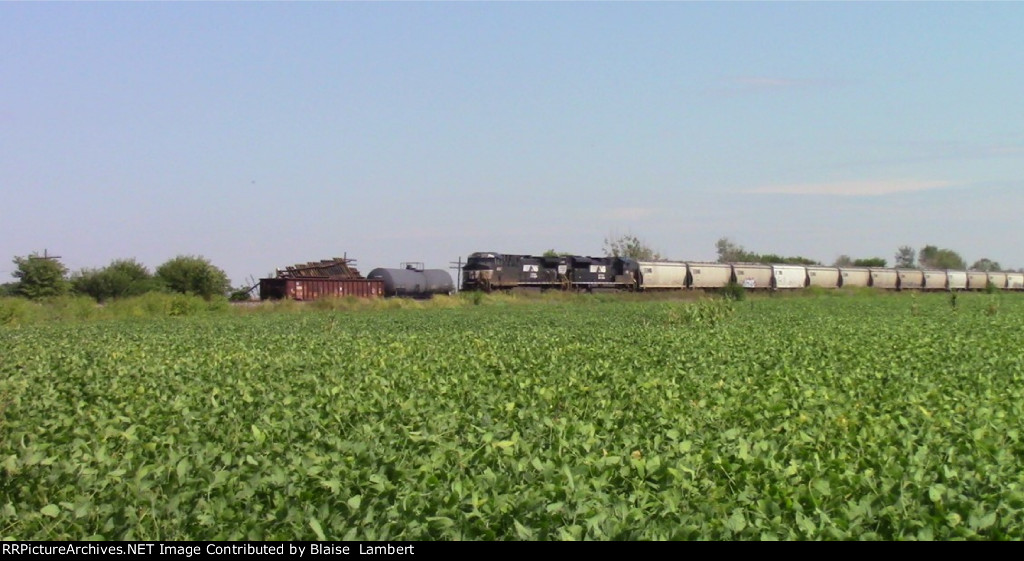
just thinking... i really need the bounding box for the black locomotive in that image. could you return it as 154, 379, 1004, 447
462, 252, 640, 292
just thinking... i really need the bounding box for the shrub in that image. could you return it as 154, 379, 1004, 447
0, 297, 37, 326
72, 259, 161, 302
44, 296, 100, 322
721, 281, 746, 301
168, 294, 206, 317
229, 287, 255, 302
156, 255, 231, 300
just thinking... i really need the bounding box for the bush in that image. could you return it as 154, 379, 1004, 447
168, 294, 205, 317
156, 255, 231, 300
205, 296, 231, 313
229, 287, 255, 302
43, 296, 100, 322
72, 259, 161, 302
105, 292, 168, 318
0, 297, 38, 326
721, 281, 746, 301
102, 292, 208, 319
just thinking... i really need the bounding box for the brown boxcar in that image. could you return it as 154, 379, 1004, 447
259, 278, 384, 301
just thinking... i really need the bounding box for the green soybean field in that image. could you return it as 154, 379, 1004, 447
2, 292, 1023, 540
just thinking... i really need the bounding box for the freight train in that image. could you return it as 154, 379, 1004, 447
460, 252, 1024, 292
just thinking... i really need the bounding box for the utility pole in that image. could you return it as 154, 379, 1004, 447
449, 257, 463, 294
30, 249, 62, 261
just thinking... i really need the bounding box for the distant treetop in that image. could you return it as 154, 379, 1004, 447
715, 237, 820, 265
604, 233, 663, 261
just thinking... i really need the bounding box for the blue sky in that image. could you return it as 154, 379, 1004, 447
3, 3, 1023, 285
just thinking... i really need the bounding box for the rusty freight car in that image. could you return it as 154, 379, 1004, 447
259, 277, 384, 300
259, 257, 384, 301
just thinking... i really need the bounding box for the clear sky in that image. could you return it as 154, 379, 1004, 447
3, 2, 1023, 286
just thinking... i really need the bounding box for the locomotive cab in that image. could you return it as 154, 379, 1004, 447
462, 252, 500, 291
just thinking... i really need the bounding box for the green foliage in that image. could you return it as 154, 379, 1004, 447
970, 258, 1001, 272
155, 255, 231, 300
103, 292, 182, 318
604, 233, 662, 261
836, 256, 891, 268
787, 256, 820, 265
0, 297, 38, 326
108, 292, 223, 317
716, 238, 819, 265
11, 254, 70, 299
3, 294, 1024, 539
721, 280, 746, 301
716, 237, 749, 263
852, 257, 887, 267
895, 246, 917, 269
41, 296, 102, 322
895, 245, 967, 271
756, 254, 820, 265
229, 287, 255, 302
919, 245, 966, 270
664, 299, 735, 327
72, 258, 161, 302
541, 249, 573, 258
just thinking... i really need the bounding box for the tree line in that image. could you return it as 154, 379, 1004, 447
2, 253, 235, 302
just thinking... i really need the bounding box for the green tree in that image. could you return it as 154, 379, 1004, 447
852, 257, 887, 267
970, 258, 1001, 272
716, 237, 751, 263
542, 249, 572, 258
604, 234, 662, 261
756, 253, 815, 265
834, 255, 886, 267
918, 245, 966, 270
895, 246, 916, 268
780, 255, 820, 265
155, 255, 231, 300
11, 253, 70, 299
72, 258, 162, 302
717, 238, 818, 265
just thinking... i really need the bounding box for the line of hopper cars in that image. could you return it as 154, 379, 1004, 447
460, 252, 1024, 292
